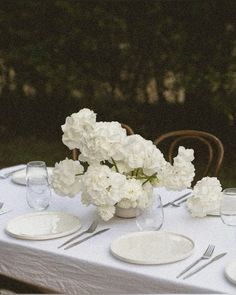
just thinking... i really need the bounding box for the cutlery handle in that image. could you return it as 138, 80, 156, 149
176, 258, 202, 278
163, 192, 191, 208
58, 229, 87, 249
64, 228, 110, 250
175, 197, 190, 206
183, 253, 227, 280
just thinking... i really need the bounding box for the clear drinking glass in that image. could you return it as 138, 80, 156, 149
26, 161, 51, 211
220, 188, 236, 228
136, 193, 164, 231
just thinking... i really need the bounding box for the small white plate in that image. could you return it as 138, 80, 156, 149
11, 167, 54, 185
110, 231, 194, 265
5, 211, 81, 240
225, 261, 236, 285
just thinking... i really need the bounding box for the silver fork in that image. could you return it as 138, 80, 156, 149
176, 244, 215, 278
58, 219, 99, 249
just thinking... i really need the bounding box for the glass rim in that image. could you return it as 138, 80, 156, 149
27, 161, 46, 167
223, 188, 236, 195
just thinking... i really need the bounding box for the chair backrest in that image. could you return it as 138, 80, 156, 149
154, 130, 224, 185
72, 123, 134, 160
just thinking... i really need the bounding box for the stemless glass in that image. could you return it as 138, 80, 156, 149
26, 161, 51, 211
136, 193, 164, 231
220, 188, 236, 228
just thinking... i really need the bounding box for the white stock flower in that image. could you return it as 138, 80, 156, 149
80, 164, 126, 218
62, 108, 96, 150
158, 146, 195, 190
187, 177, 223, 217
79, 121, 127, 164
51, 158, 84, 197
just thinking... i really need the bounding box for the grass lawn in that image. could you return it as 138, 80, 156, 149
0, 136, 235, 187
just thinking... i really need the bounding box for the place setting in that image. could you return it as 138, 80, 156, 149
1, 108, 236, 294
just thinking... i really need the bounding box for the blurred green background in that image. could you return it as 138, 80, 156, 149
0, 0, 235, 186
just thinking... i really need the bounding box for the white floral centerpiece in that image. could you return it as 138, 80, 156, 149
51, 108, 195, 221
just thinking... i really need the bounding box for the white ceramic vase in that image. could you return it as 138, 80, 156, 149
115, 206, 140, 218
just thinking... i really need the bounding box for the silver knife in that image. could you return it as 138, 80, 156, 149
64, 228, 110, 250
183, 253, 227, 279
163, 192, 192, 208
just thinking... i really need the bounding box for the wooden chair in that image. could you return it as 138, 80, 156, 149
72, 123, 134, 160
154, 130, 224, 185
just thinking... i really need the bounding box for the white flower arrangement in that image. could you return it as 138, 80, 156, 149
186, 177, 223, 217
51, 108, 196, 221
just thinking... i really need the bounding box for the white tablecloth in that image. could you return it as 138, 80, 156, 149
0, 166, 235, 294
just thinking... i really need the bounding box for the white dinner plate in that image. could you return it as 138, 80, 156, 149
225, 261, 236, 285
11, 167, 54, 185
110, 231, 194, 265
5, 211, 81, 240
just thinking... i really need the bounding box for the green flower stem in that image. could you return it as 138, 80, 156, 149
142, 172, 157, 185
75, 173, 84, 176
111, 158, 119, 173
135, 168, 140, 177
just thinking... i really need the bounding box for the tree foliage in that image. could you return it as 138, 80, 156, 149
0, 0, 235, 140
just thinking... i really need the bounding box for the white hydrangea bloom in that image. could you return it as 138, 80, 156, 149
98, 205, 116, 221
79, 121, 127, 164
117, 134, 166, 176
81, 164, 126, 210
117, 178, 144, 209
138, 182, 154, 209
187, 177, 223, 217
51, 158, 84, 197
143, 145, 167, 176
158, 146, 195, 190
62, 108, 96, 150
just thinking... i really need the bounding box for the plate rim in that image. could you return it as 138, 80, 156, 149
11, 167, 54, 185
110, 231, 195, 265
5, 211, 81, 240
225, 261, 236, 285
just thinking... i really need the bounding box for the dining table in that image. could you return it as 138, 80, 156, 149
0, 165, 236, 294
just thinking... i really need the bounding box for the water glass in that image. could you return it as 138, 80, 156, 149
136, 193, 164, 231
26, 161, 51, 211
220, 188, 236, 227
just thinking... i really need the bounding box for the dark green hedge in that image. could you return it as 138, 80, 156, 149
0, 0, 235, 146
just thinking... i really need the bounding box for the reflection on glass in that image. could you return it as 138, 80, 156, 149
136, 193, 164, 231
26, 161, 51, 211
220, 188, 236, 227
